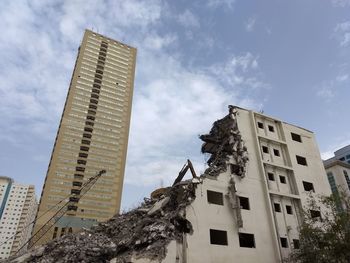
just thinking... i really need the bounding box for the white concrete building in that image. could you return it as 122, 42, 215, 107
124, 106, 333, 263
324, 159, 350, 196
0, 176, 37, 259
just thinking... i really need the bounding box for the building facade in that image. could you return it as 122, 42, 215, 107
324, 145, 350, 165
32, 30, 137, 246
0, 176, 37, 259
324, 159, 350, 196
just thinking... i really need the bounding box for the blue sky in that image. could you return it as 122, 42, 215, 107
0, 0, 350, 210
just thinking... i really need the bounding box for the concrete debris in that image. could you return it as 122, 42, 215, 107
7, 105, 249, 263
200, 105, 248, 177
7, 182, 196, 263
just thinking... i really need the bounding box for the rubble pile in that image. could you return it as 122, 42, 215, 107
9, 105, 249, 263
200, 105, 248, 177
9, 182, 196, 263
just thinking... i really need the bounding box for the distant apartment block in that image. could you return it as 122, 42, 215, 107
324, 145, 350, 165
0, 176, 37, 259
32, 30, 137, 247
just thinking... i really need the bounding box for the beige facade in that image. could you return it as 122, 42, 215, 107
127, 106, 332, 263
32, 30, 136, 246
324, 160, 350, 197
0, 177, 37, 259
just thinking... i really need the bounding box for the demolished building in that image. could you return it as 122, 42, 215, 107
8, 106, 332, 263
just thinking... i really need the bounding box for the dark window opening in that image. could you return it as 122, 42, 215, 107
280, 237, 288, 248
75, 167, 85, 172
90, 99, 98, 104
94, 74, 102, 79
69, 197, 80, 203
310, 210, 321, 219
88, 110, 96, 115
286, 205, 293, 214
68, 227, 73, 233
273, 149, 280, 157
296, 155, 307, 166
274, 203, 281, 212
81, 139, 90, 145
87, 116, 95, 121
239, 233, 255, 248
94, 79, 102, 84
268, 172, 275, 181
78, 153, 88, 158
268, 125, 275, 132
99, 48, 107, 53
340, 157, 346, 161
99, 51, 106, 57
303, 181, 314, 192
83, 133, 92, 139
71, 189, 81, 195
291, 132, 302, 142
97, 60, 105, 65
93, 84, 101, 89
72, 181, 82, 187
257, 122, 264, 129
85, 121, 94, 126
89, 105, 97, 110
96, 65, 104, 70
230, 164, 240, 174
239, 196, 250, 210
210, 229, 228, 246
207, 190, 224, 205
91, 94, 99, 99
101, 43, 108, 49
98, 56, 105, 61
84, 127, 93, 132
77, 159, 86, 165
80, 146, 89, 152
293, 239, 300, 249
95, 70, 103, 75
262, 146, 269, 153
67, 205, 78, 211
92, 88, 100, 94
280, 176, 286, 184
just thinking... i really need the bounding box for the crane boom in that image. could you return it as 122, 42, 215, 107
25, 169, 106, 251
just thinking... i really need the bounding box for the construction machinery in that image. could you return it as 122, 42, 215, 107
20, 170, 106, 253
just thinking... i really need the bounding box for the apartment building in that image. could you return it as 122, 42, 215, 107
0, 176, 37, 259
32, 29, 137, 246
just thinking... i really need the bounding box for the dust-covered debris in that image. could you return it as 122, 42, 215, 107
200, 105, 248, 177
7, 182, 196, 263
8, 105, 249, 263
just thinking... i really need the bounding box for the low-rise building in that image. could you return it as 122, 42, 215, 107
0, 176, 38, 259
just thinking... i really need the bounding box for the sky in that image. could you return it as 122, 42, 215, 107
0, 0, 350, 210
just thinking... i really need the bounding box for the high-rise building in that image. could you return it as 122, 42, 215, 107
0, 176, 37, 259
324, 144, 350, 165
32, 30, 137, 246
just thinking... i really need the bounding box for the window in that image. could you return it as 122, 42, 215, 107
268, 125, 274, 132
81, 140, 90, 145
72, 181, 82, 187
268, 172, 275, 181
280, 175, 286, 184
293, 239, 300, 249
239, 233, 255, 248
296, 155, 307, 166
273, 149, 280, 157
75, 167, 85, 172
262, 146, 269, 153
274, 203, 281, 212
210, 229, 228, 245
239, 197, 250, 210
280, 237, 288, 248
343, 170, 350, 191
207, 190, 224, 205
80, 146, 89, 152
291, 133, 302, 142
303, 181, 314, 192
286, 205, 293, 215
257, 122, 264, 129
310, 210, 321, 219
340, 157, 345, 161
78, 153, 88, 158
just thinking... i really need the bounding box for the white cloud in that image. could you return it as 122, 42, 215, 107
177, 9, 200, 28
245, 17, 256, 32
331, 0, 350, 7
334, 21, 350, 47
317, 85, 335, 100
336, 74, 349, 82
206, 0, 236, 9
0, 0, 268, 194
